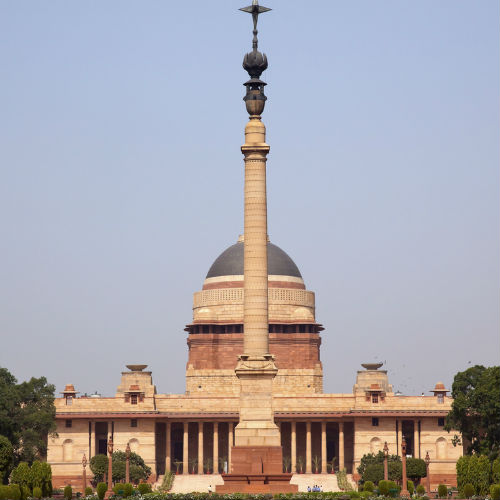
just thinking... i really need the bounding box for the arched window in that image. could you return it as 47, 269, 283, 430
129, 438, 139, 454
370, 437, 382, 454
436, 437, 447, 459
63, 439, 73, 462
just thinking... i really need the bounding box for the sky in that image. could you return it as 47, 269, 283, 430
1, 1, 498, 398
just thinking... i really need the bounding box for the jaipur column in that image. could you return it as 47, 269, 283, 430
198, 422, 204, 474
306, 421, 312, 474
165, 421, 171, 473
291, 421, 297, 473
183, 422, 189, 475
321, 421, 327, 473
213, 422, 219, 474
338, 422, 345, 470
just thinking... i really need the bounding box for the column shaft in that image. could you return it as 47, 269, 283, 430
166, 421, 171, 472
321, 421, 327, 473
198, 422, 204, 474
183, 422, 188, 475
213, 422, 219, 474
414, 420, 420, 458
306, 421, 312, 474
291, 421, 297, 473
228, 423, 233, 473
338, 422, 345, 470
397, 420, 403, 457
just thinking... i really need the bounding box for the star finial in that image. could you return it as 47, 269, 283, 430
240, 0, 271, 49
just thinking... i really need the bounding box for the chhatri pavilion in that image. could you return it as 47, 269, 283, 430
47, 1, 462, 492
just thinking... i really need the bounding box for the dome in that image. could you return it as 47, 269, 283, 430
206, 240, 302, 279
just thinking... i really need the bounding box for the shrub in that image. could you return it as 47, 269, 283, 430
123, 483, 133, 498
463, 483, 474, 498
407, 480, 414, 496
21, 486, 31, 500
378, 480, 390, 496
137, 483, 151, 495
363, 481, 374, 492
491, 484, 500, 500
85, 486, 93, 496
493, 459, 500, 484
158, 471, 174, 493
10, 462, 32, 489
33, 486, 42, 499
96, 482, 107, 500
407, 459, 427, 482
90, 455, 108, 484
416, 484, 426, 495
9, 484, 21, 500
437, 484, 447, 498
64, 484, 73, 500
0, 436, 14, 484
0, 486, 11, 500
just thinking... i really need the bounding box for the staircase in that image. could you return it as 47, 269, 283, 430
155, 474, 223, 493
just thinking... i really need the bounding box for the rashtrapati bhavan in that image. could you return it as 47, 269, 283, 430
47, 1, 462, 492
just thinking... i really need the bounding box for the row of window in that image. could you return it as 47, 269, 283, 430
370, 417, 444, 427
65, 419, 138, 428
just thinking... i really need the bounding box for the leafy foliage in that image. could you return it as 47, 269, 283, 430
437, 484, 447, 498
456, 454, 492, 496
491, 484, 500, 500
64, 484, 72, 500
363, 481, 374, 492
158, 471, 174, 493
9, 462, 31, 489
357, 451, 402, 484
416, 484, 426, 496
90, 455, 108, 483
32, 486, 42, 499
493, 459, 500, 484
463, 483, 474, 498
0, 367, 56, 464
96, 482, 107, 500
85, 487, 93, 496
445, 365, 500, 458
378, 480, 390, 496
138, 483, 152, 494
407, 480, 414, 496
0, 436, 13, 484
406, 458, 426, 481
336, 469, 354, 491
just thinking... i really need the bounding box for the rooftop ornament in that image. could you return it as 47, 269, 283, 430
240, 0, 271, 116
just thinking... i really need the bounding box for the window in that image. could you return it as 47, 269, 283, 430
65, 419, 72, 428
438, 417, 445, 427
131, 419, 138, 428
372, 417, 379, 427
437, 393, 444, 403
131, 394, 138, 405
372, 393, 379, 403
66, 396, 72, 406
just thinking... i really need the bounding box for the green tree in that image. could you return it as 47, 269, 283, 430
0, 368, 56, 464
89, 455, 108, 483
445, 365, 500, 458
406, 458, 427, 482
0, 436, 14, 484
9, 462, 32, 490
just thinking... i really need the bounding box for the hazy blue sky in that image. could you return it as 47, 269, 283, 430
1, 1, 498, 397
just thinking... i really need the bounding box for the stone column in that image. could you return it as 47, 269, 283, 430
338, 422, 345, 470
397, 420, 403, 457
90, 421, 96, 458
183, 422, 189, 475
165, 421, 171, 473
228, 423, 233, 473
306, 421, 312, 473
321, 421, 327, 473
414, 420, 419, 458
198, 422, 204, 474
213, 422, 219, 474
291, 421, 297, 473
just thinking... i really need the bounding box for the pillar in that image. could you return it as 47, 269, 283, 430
90, 421, 96, 458
291, 421, 297, 473
414, 420, 419, 458
321, 421, 327, 473
165, 421, 171, 472
183, 422, 188, 475
228, 422, 233, 473
397, 420, 403, 457
198, 422, 204, 474
213, 422, 219, 474
338, 422, 345, 470
306, 421, 312, 473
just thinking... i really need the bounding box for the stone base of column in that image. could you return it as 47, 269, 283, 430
216, 446, 298, 493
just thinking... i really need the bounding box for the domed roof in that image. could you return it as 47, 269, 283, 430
206, 241, 302, 279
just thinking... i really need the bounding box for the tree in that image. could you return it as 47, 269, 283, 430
89, 455, 108, 483
0, 368, 56, 464
0, 436, 14, 484
357, 451, 403, 484
406, 458, 427, 482
445, 365, 500, 458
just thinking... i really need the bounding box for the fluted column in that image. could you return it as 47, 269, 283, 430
321, 421, 327, 473
306, 421, 312, 473
213, 422, 219, 473
414, 420, 420, 458
338, 422, 345, 470
291, 421, 297, 473
198, 422, 204, 474
165, 421, 171, 472
183, 422, 189, 475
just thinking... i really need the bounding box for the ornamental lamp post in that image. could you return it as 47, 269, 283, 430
401, 437, 410, 497
82, 454, 87, 493
383, 442, 389, 481
425, 451, 431, 494
105, 435, 113, 499
125, 442, 131, 484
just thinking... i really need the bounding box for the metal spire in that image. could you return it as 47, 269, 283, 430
239, 0, 271, 50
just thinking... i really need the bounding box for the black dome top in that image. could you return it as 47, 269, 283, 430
206, 241, 302, 279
